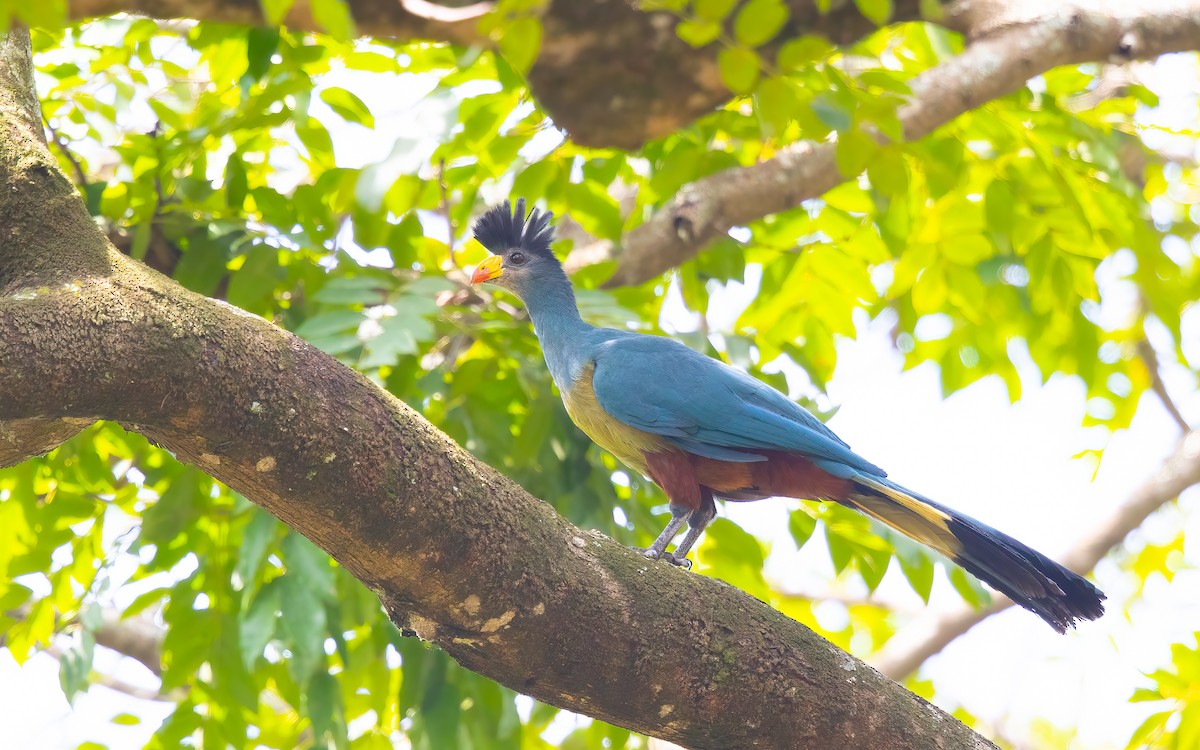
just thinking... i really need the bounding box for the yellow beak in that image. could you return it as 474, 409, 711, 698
471, 255, 504, 284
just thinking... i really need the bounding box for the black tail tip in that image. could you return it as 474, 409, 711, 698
1018, 569, 1106, 633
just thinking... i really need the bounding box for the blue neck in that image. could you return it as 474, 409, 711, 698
519, 269, 591, 387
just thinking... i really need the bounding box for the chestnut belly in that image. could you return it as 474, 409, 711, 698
690, 450, 853, 503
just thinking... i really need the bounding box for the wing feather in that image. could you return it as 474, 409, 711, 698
589, 335, 885, 477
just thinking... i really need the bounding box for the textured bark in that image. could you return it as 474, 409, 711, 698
0, 28, 995, 749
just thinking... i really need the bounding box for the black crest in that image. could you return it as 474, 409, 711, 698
472, 199, 555, 258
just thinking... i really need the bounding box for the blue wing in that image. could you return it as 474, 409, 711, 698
588, 333, 886, 479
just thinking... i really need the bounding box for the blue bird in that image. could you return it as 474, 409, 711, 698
470, 199, 1105, 632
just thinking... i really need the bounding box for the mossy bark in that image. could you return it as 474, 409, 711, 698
0, 28, 993, 749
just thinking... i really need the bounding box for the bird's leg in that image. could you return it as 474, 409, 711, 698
640, 504, 690, 563
664, 491, 717, 568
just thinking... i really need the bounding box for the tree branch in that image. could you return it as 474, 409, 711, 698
0, 416, 93, 467
41, 642, 174, 701
1138, 338, 1192, 433
873, 426, 1200, 680
0, 29, 994, 748
8, 599, 164, 676
599, 0, 1200, 287
94, 607, 164, 678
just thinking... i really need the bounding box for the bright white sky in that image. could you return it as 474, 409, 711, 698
4, 33, 1199, 750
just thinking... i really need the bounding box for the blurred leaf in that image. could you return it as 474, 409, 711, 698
321, 87, 375, 128
718, 47, 761, 95
735, 0, 789, 47
854, 0, 893, 25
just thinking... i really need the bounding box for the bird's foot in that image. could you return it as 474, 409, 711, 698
639, 546, 661, 561
635, 546, 692, 570
664, 552, 692, 570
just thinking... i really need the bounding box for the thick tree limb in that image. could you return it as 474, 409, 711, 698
873, 426, 1200, 680
600, 0, 1200, 287
0, 416, 93, 467
0, 29, 992, 749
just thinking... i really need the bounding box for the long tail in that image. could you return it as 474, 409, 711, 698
845, 475, 1105, 632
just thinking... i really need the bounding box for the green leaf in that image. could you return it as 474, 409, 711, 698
675, 19, 721, 47
306, 670, 339, 742
310, 0, 356, 40
356, 137, 426, 212
313, 276, 389, 305
789, 509, 817, 549
281, 532, 336, 600
825, 522, 852, 574
734, 0, 789, 47
499, 17, 542, 74
235, 506, 280, 592
866, 148, 908, 196
320, 87, 375, 128
141, 475, 201, 544
239, 580, 281, 668
224, 154, 248, 209
810, 96, 851, 132
563, 181, 622, 240
121, 586, 171, 619
15, 0, 66, 28
755, 76, 800, 136
835, 128, 876, 177
260, 0, 297, 25
948, 566, 991, 608
58, 633, 95, 702
279, 575, 326, 678
854, 0, 893, 25
778, 36, 833, 70
1125, 710, 1171, 750
296, 118, 335, 168
697, 519, 768, 599
892, 537, 935, 603
243, 27, 280, 84
718, 47, 760, 95
343, 50, 402, 72
695, 0, 737, 21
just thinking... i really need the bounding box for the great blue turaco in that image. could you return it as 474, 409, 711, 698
470, 199, 1105, 632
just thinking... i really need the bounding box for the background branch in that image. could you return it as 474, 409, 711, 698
1138, 338, 1192, 433
873, 427, 1200, 680
597, 0, 1200, 287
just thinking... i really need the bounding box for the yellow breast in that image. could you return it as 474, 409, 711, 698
560, 363, 669, 475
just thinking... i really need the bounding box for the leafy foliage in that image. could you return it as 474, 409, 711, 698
1, 4, 1197, 749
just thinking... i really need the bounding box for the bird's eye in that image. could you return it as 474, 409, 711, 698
508, 251, 526, 265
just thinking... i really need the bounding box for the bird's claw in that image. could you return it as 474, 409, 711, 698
664, 552, 693, 570
637, 546, 692, 569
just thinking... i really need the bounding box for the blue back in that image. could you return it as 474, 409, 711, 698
586, 331, 886, 479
